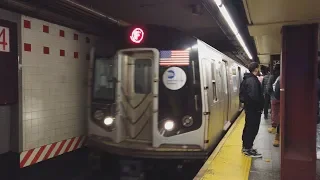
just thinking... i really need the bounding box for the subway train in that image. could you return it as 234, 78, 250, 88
86, 25, 248, 160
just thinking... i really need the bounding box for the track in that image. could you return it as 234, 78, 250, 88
12, 148, 203, 180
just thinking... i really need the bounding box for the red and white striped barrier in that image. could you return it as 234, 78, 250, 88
20, 136, 86, 168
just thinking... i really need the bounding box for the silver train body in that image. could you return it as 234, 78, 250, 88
87, 26, 248, 159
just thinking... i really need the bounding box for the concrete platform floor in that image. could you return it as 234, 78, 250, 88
249, 115, 320, 180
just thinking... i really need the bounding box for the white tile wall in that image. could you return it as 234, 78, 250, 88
21, 15, 96, 151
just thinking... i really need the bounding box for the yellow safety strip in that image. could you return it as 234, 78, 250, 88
194, 112, 252, 180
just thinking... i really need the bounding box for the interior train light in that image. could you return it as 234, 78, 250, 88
164, 120, 175, 131
104, 117, 114, 126
130, 28, 144, 44
213, 1, 253, 60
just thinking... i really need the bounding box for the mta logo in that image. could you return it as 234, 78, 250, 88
167, 70, 175, 79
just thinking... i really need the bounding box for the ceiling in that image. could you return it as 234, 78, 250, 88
243, 0, 320, 65
75, 0, 253, 63
2, 0, 257, 65
74, 0, 222, 41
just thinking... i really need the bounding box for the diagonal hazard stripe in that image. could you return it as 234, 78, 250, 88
20, 148, 34, 168
43, 142, 57, 160
20, 136, 86, 168
30, 146, 46, 165
54, 140, 67, 157
72, 136, 83, 151
64, 137, 75, 153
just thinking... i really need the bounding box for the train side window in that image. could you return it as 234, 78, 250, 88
134, 59, 152, 94
211, 60, 218, 101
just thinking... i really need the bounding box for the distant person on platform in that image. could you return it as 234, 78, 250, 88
267, 64, 280, 136
272, 74, 281, 147
262, 69, 271, 119
239, 62, 264, 158
316, 76, 320, 159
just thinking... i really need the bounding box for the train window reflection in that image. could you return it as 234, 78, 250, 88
134, 59, 152, 94
93, 58, 114, 100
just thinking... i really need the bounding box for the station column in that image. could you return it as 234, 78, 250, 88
281, 24, 318, 180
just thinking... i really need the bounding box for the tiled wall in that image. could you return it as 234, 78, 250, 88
21, 15, 96, 151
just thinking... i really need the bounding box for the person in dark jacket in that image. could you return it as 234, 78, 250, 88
262, 70, 271, 119
240, 62, 264, 158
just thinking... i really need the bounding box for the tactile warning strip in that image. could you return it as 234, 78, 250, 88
194, 112, 252, 180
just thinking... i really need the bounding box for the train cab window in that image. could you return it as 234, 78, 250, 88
93, 58, 114, 100
134, 59, 152, 94
211, 60, 218, 101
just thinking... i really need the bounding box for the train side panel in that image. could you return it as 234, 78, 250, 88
224, 59, 242, 123
197, 40, 225, 150
197, 40, 247, 150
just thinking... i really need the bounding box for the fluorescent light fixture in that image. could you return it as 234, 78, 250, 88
214, 0, 222, 6
213, 0, 253, 59
235, 34, 252, 59
185, 44, 198, 51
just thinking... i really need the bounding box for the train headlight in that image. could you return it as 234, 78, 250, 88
94, 110, 104, 121
182, 115, 193, 127
164, 120, 175, 131
104, 116, 114, 126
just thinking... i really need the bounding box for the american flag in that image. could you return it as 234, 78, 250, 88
159, 50, 190, 66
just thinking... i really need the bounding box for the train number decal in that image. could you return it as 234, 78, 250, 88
0, 26, 9, 52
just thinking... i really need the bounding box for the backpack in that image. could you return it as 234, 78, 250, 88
273, 76, 280, 92
274, 78, 280, 100
239, 79, 246, 103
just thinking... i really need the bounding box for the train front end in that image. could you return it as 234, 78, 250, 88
87, 25, 207, 159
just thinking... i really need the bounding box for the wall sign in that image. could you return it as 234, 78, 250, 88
162, 67, 187, 90
130, 28, 144, 44
0, 26, 10, 52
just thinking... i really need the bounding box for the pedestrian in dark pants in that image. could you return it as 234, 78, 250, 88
272, 76, 281, 147
267, 65, 280, 137
262, 71, 271, 119
239, 62, 264, 158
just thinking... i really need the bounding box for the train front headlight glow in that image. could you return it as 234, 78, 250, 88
164, 120, 174, 131
104, 117, 114, 126
94, 110, 104, 121
182, 115, 193, 127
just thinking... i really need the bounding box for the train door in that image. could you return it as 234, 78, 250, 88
221, 60, 229, 123
117, 49, 158, 142
238, 67, 242, 86
200, 58, 211, 144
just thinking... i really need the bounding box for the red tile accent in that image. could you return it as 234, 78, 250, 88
74, 52, 78, 59
43, 47, 49, 54
86, 37, 90, 43
60, 50, 65, 57
74, 34, 78, 40
24, 20, 31, 29
59, 30, 65, 37
43, 25, 49, 33
24, 43, 31, 52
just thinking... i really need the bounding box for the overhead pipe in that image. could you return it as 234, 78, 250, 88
60, 0, 130, 26
0, 0, 129, 35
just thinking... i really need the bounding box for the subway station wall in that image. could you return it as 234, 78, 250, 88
21, 15, 97, 151
0, 8, 21, 154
